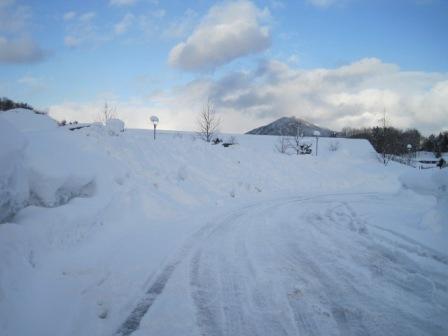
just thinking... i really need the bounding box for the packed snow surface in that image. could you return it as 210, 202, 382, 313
0, 109, 447, 336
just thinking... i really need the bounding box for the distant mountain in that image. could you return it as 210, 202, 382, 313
246, 116, 335, 137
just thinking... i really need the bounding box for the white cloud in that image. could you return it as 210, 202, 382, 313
0, 36, 46, 63
287, 54, 299, 65
49, 101, 102, 123
168, 0, 271, 71
18, 75, 42, 86
0, 1, 46, 63
17, 75, 47, 94
63, 11, 76, 21
115, 13, 135, 35
111, 10, 167, 40
152, 9, 165, 18
109, 0, 136, 6
163, 58, 448, 134
48, 99, 165, 129
269, 0, 285, 9
307, 0, 344, 8
47, 58, 448, 135
163, 9, 198, 39
415, 0, 437, 5
63, 35, 80, 48
0, 0, 15, 7
79, 11, 96, 22
0, 3, 30, 33
63, 11, 109, 48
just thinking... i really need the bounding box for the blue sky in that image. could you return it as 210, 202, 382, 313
1, 0, 447, 134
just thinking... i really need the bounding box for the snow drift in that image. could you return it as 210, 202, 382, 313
0, 116, 28, 222
1, 108, 447, 336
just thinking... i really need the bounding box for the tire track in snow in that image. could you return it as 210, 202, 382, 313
189, 210, 254, 336
268, 202, 371, 335
188, 197, 323, 336
114, 209, 249, 336
190, 250, 224, 336
114, 221, 217, 336
285, 197, 448, 335
115, 262, 179, 336
187, 195, 331, 336
116, 192, 448, 335
190, 193, 448, 336
370, 224, 448, 266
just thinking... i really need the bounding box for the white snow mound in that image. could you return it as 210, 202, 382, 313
105, 118, 125, 136
0, 116, 29, 222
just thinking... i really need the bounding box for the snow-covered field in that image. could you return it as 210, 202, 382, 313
1, 109, 447, 336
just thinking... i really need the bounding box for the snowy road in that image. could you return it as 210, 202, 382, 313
115, 193, 448, 336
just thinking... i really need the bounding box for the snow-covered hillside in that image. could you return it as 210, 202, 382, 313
246, 116, 335, 137
1, 109, 447, 336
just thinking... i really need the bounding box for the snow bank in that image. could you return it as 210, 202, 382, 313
0, 116, 29, 222
0, 222, 34, 333
105, 118, 125, 136
400, 168, 448, 198
1, 109, 101, 211
0, 109, 401, 227
398, 168, 448, 245
431, 169, 448, 194
1, 108, 56, 132
24, 129, 98, 207
2, 110, 430, 336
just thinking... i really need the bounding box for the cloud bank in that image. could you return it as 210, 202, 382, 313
192, 58, 448, 134
48, 58, 448, 135
168, 0, 271, 71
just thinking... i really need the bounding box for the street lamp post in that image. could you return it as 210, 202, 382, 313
313, 130, 320, 156
407, 144, 412, 165
150, 116, 159, 140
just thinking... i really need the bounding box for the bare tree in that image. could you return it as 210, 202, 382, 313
98, 102, 116, 124
288, 125, 305, 155
275, 135, 289, 154
328, 140, 340, 152
197, 100, 220, 142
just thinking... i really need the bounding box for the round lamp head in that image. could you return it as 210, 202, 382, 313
313, 130, 321, 137
150, 115, 159, 125
407, 144, 412, 150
